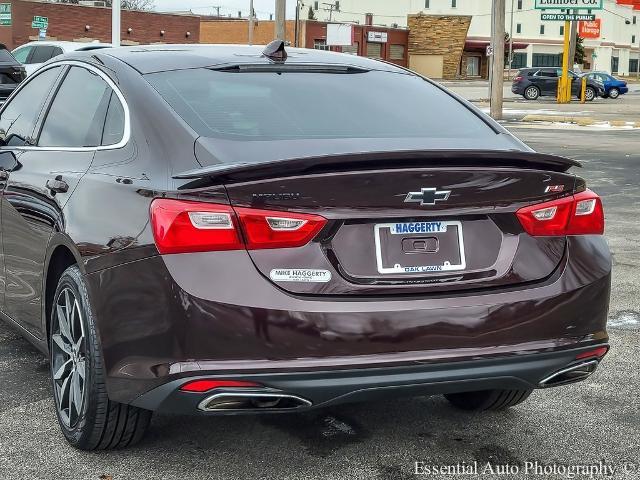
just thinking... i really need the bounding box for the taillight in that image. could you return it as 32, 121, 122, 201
150, 199, 327, 254
235, 207, 327, 250
514, 75, 523, 82
150, 199, 243, 254
516, 189, 604, 236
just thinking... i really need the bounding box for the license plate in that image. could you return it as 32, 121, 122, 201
373, 220, 466, 275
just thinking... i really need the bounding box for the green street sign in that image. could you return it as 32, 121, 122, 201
535, 0, 603, 10
32, 15, 48, 29
541, 13, 597, 20
0, 3, 11, 26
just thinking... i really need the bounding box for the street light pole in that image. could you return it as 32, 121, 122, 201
112, 0, 121, 47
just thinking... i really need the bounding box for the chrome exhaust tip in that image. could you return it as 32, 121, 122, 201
198, 392, 312, 412
538, 360, 599, 388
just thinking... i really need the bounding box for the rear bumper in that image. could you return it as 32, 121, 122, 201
131, 344, 608, 414
87, 236, 611, 406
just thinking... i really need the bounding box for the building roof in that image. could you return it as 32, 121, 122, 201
93, 44, 405, 75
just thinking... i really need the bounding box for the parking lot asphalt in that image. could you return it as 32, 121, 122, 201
0, 127, 639, 480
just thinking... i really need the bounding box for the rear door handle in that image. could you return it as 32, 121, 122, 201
46, 176, 69, 194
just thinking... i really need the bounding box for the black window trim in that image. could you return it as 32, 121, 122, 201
0, 60, 130, 152
0, 65, 65, 147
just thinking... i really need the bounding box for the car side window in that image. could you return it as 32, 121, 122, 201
101, 92, 125, 146
38, 67, 112, 148
0, 66, 63, 147
29, 46, 56, 64
50, 47, 63, 59
12, 46, 33, 63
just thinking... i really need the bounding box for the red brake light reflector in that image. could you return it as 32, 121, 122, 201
179, 379, 261, 393
516, 189, 604, 236
575, 346, 609, 360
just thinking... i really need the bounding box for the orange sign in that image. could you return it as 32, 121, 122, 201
579, 19, 601, 39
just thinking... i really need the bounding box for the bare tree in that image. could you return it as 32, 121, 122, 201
53, 0, 155, 11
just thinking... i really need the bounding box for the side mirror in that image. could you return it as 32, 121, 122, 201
0, 150, 19, 172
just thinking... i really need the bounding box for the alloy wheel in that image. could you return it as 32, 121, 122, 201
609, 88, 619, 99
525, 86, 539, 100
51, 287, 86, 428
585, 88, 595, 101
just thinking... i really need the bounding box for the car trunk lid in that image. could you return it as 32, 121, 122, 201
179, 148, 579, 296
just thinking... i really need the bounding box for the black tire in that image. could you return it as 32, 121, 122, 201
523, 86, 540, 100
444, 389, 533, 411
49, 265, 152, 450
608, 87, 620, 99
585, 86, 596, 101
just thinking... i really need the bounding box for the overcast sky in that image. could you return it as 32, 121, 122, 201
154, 0, 297, 19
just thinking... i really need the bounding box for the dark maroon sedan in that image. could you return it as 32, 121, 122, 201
0, 42, 610, 450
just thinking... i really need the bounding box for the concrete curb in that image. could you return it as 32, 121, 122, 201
521, 114, 640, 129
522, 114, 593, 124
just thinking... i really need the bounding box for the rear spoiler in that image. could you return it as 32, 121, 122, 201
174, 150, 581, 185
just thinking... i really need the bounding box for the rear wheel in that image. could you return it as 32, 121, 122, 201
444, 389, 533, 411
523, 86, 540, 100
608, 87, 620, 99
50, 265, 152, 450
585, 86, 596, 101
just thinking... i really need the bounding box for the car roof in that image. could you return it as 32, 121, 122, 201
13, 41, 111, 52
91, 44, 406, 75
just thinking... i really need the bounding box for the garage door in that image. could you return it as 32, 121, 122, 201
409, 54, 444, 79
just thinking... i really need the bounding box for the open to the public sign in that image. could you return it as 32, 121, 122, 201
535, 0, 603, 10
541, 13, 596, 21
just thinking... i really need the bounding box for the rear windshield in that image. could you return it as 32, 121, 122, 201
0, 49, 16, 63
146, 68, 492, 141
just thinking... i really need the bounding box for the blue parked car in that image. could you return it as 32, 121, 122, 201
586, 72, 629, 99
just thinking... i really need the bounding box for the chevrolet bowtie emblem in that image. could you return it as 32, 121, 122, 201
404, 188, 452, 206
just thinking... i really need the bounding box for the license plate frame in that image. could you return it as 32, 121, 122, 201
373, 220, 466, 275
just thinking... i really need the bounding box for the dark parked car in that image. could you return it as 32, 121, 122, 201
586, 71, 629, 99
0, 43, 611, 450
0, 44, 26, 101
512, 67, 604, 101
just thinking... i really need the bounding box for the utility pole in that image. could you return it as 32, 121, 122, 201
275, 0, 286, 41
248, 0, 254, 45
568, 9, 578, 71
637, 20, 639, 80
212, 6, 222, 17
294, 0, 301, 47
322, 2, 338, 22
111, 0, 121, 47
507, 0, 515, 80
490, 0, 505, 120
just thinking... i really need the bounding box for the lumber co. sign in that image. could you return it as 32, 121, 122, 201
535, 0, 603, 9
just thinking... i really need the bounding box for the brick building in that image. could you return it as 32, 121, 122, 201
0, 0, 200, 49
200, 19, 409, 68
200, 19, 297, 47
407, 14, 472, 80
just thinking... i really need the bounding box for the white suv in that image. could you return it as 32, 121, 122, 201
11, 41, 111, 76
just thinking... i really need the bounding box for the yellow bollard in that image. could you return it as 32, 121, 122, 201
580, 77, 587, 104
